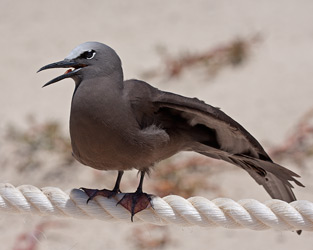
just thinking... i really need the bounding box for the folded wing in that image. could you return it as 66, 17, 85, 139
152, 90, 303, 202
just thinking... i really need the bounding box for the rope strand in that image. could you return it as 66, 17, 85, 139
1, 183, 312, 232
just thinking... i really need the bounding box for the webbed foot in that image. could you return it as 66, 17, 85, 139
117, 190, 153, 221
81, 187, 120, 203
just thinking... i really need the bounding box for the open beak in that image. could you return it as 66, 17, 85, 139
37, 60, 86, 87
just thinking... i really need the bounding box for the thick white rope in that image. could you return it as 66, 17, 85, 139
1, 183, 312, 232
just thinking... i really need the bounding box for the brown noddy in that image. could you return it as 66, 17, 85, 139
38, 41, 304, 227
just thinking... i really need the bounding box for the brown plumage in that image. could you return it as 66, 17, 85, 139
38, 42, 303, 225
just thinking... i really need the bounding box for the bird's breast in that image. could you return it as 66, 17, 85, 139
69, 87, 153, 170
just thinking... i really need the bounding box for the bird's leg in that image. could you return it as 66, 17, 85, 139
81, 170, 124, 203
117, 170, 153, 221
111, 170, 124, 193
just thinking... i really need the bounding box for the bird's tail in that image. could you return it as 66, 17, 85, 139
196, 146, 304, 234
228, 155, 304, 235
228, 155, 304, 202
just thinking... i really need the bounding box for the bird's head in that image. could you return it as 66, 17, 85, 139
38, 42, 122, 87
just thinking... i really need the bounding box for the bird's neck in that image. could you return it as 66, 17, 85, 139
70, 75, 126, 132
72, 73, 124, 108
74, 67, 124, 91
106, 69, 124, 86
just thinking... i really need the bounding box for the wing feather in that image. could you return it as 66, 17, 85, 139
152, 90, 303, 202
153, 91, 269, 159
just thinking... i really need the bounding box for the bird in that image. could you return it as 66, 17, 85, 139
38, 41, 304, 222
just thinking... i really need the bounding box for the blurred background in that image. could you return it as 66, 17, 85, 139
1, 0, 313, 249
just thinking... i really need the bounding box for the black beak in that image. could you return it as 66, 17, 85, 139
37, 60, 86, 87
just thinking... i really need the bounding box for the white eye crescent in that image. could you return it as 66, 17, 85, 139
81, 50, 96, 60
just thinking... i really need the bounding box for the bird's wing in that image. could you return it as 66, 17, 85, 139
151, 90, 303, 201
152, 90, 269, 159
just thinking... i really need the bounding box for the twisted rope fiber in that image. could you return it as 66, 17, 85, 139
1, 183, 312, 232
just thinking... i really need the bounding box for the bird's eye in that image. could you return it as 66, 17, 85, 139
81, 50, 96, 60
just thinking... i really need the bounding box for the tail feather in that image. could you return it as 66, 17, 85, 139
194, 144, 303, 202
194, 143, 304, 234
229, 155, 304, 202
246, 170, 296, 202
237, 158, 304, 235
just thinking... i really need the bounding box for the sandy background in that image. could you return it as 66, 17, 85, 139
1, 0, 313, 249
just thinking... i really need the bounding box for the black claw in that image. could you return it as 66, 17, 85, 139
82, 189, 98, 203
